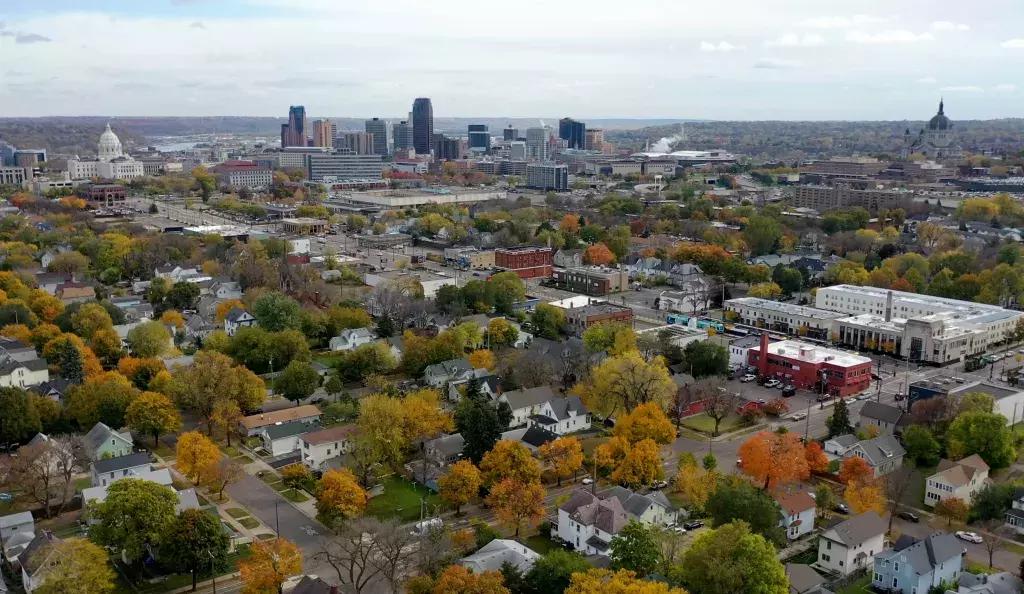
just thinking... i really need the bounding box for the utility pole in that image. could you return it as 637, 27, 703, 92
275, 501, 280, 535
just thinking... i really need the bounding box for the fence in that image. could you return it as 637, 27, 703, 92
824, 566, 869, 592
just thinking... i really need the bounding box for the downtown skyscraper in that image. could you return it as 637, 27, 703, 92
280, 105, 308, 147
412, 98, 433, 156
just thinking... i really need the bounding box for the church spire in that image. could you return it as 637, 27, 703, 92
938, 98, 944, 115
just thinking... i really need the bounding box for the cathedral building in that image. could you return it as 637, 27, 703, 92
68, 124, 144, 181
901, 100, 963, 161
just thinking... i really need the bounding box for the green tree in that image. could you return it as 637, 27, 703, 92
166, 281, 201, 311
521, 550, 591, 594
127, 320, 172, 358
88, 478, 178, 561
455, 378, 513, 464
771, 265, 803, 295
56, 337, 83, 383
969, 483, 1016, 522
813, 484, 835, 519
682, 341, 729, 379
160, 509, 230, 592
826, 398, 853, 438
125, 391, 183, 448
531, 304, 565, 340
276, 361, 322, 406
253, 291, 301, 332
324, 374, 344, 401
702, 453, 718, 471
743, 215, 782, 256
489, 271, 527, 315
676, 520, 788, 594
0, 387, 41, 444
947, 411, 1016, 468
609, 521, 661, 576
705, 479, 783, 540
902, 425, 941, 466
338, 341, 397, 382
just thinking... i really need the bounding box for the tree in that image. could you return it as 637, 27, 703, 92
281, 463, 312, 490
127, 320, 172, 358
33, 538, 116, 594
316, 468, 368, 526
838, 456, 873, 485
125, 391, 182, 448
276, 360, 321, 406
583, 322, 636, 355
173, 350, 266, 429
57, 334, 84, 383
970, 483, 1017, 522
746, 282, 783, 300
71, 303, 113, 340
480, 440, 541, 486
487, 478, 546, 537
705, 480, 782, 539
613, 402, 675, 445
455, 385, 512, 464
673, 464, 717, 513
826, 398, 853, 438
90, 328, 124, 367
204, 456, 244, 501
677, 520, 787, 594
609, 521, 660, 576
980, 520, 1011, 568
160, 310, 185, 328
253, 291, 301, 332
566, 569, 687, 594
469, 348, 496, 370
743, 215, 782, 256
88, 478, 178, 561
432, 565, 510, 594
581, 350, 676, 416
845, 480, 885, 515
531, 304, 565, 339
902, 425, 941, 466
489, 271, 527, 315
64, 371, 140, 429
210, 399, 243, 446
0, 386, 41, 444
160, 509, 230, 591
681, 341, 730, 379
612, 438, 665, 488
167, 281, 201, 311
585, 243, 616, 265
520, 550, 590, 594
339, 341, 397, 382
48, 250, 90, 274
216, 299, 245, 322
804, 441, 829, 472
538, 437, 584, 486
315, 517, 385, 594
176, 431, 221, 483
813, 484, 835, 519
437, 460, 482, 514
738, 431, 810, 489
3, 435, 88, 517
947, 411, 1016, 468
239, 538, 303, 594
487, 318, 520, 347
935, 497, 970, 526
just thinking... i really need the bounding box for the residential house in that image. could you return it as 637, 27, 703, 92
425, 426, 559, 467
290, 576, 336, 594
224, 308, 257, 336
0, 338, 40, 362
556, 489, 631, 556
109, 295, 143, 310
423, 358, 476, 387
604, 487, 679, 527
328, 328, 375, 351
843, 435, 906, 477
56, 283, 95, 305
196, 296, 221, 320
785, 564, 828, 594
90, 453, 152, 488
666, 262, 705, 287
858, 401, 908, 436
499, 385, 559, 427
872, 533, 963, 594
30, 378, 74, 403
83, 468, 173, 506
184, 314, 215, 340
114, 321, 174, 352
824, 434, 859, 459
18, 531, 61, 593
300, 425, 361, 472
0, 357, 49, 389
34, 272, 72, 295
82, 422, 134, 460
386, 335, 404, 360
775, 490, 816, 541
122, 303, 155, 321
554, 249, 583, 269
239, 405, 323, 437
526, 394, 591, 435
953, 571, 1023, 594
446, 374, 500, 403
154, 265, 200, 281
817, 511, 887, 575
925, 455, 990, 508
0, 512, 33, 546
209, 279, 243, 300
261, 422, 320, 457
460, 539, 541, 574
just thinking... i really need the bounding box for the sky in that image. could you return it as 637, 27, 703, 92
3, 0, 1024, 120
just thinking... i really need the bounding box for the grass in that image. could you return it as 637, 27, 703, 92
680, 412, 746, 435
580, 436, 610, 455
836, 576, 872, 594
966, 561, 1000, 575
225, 508, 250, 519
233, 454, 254, 464
113, 544, 252, 594
314, 354, 344, 368
365, 476, 443, 523
74, 477, 92, 492
522, 534, 562, 555
257, 472, 281, 485
221, 445, 242, 457
281, 488, 309, 503
238, 517, 261, 529
784, 549, 818, 565
153, 444, 176, 460
257, 533, 277, 540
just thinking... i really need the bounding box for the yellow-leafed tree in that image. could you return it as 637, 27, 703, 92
613, 402, 676, 445
239, 538, 302, 594
486, 478, 546, 537
480, 440, 541, 486
175, 431, 221, 484
538, 437, 584, 486
315, 468, 367, 526
566, 569, 689, 594
846, 480, 886, 515
437, 460, 482, 515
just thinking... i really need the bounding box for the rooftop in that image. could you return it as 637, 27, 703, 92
240, 405, 323, 430
726, 297, 847, 319
549, 296, 606, 309
750, 339, 872, 368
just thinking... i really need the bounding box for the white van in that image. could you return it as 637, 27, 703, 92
410, 517, 442, 536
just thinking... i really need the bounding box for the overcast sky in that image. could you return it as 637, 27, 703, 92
4, 0, 1024, 120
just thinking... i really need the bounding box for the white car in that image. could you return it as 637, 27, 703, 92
956, 531, 983, 544
789, 412, 807, 421
582, 477, 594, 485
765, 379, 782, 389
740, 374, 757, 383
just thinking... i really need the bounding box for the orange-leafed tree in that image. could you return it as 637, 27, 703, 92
175, 431, 221, 484
934, 497, 970, 526
538, 437, 584, 486
315, 468, 368, 526
468, 349, 496, 371
890, 278, 915, 293
612, 438, 665, 488
438, 460, 482, 515
1, 323, 31, 344
431, 565, 510, 594
804, 442, 829, 473
239, 537, 302, 594
559, 214, 581, 234
160, 310, 185, 328
479, 440, 541, 486
216, 299, 245, 322
486, 478, 546, 537
738, 431, 810, 490
585, 243, 616, 265
612, 402, 676, 445
846, 480, 886, 515
594, 436, 630, 473
838, 456, 873, 486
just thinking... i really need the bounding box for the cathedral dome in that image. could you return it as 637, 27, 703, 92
928, 100, 951, 131
98, 123, 123, 162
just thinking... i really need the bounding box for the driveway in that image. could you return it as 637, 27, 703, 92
225, 474, 330, 557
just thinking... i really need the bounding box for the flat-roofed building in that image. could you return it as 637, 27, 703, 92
281, 218, 329, 235
306, 153, 382, 181
725, 297, 846, 341
561, 301, 634, 337
791, 184, 912, 213
495, 246, 553, 279
747, 334, 873, 397
552, 266, 628, 296
807, 157, 888, 177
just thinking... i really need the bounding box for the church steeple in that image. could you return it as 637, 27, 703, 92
938, 98, 944, 115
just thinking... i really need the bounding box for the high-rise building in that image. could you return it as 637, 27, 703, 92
365, 118, 392, 156
526, 126, 552, 161
558, 118, 586, 150
510, 141, 527, 160
393, 121, 412, 151
527, 162, 569, 190
284, 106, 307, 148
412, 98, 434, 156
503, 126, 519, 141
281, 124, 290, 148
306, 153, 384, 181
468, 124, 490, 155
341, 132, 375, 155
312, 120, 333, 148
585, 128, 605, 152
434, 136, 459, 161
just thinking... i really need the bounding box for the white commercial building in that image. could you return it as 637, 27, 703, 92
526, 126, 552, 161
725, 297, 847, 341
67, 124, 144, 181
0, 167, 30, 189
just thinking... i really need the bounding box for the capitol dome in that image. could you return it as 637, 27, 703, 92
928, 100, 952, 131
97, 123, 123, 162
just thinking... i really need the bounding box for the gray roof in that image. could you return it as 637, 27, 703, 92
83, 422, 128, 454
957, 571, 1024, 594
850, 435, 906, 467
175, 488, 201, 513
460, 539, 539, 573
604, 486, 674, 518
821, 511, 886, 547
859, 401, 904, 424
502, 385, 557, 410
424, 358, 472, 378
340, 328, 373, 340
386, 335, 404, 351
876, 533, 962, 575
264, 421, 321, 441
561, 488, 630, 534
292, 576, 335, 594
22, 358, 48, 371
786, 563, 824, 594
547, 394, 588, 421
427, 433, 465, 456
459, 314, 492, 328
92, 452, 151, 475
827, 434, 859, 449
0, 511, 33, 530
20, 531, 60, 572
224, 308, 252, 323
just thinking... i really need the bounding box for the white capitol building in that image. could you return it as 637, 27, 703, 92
68, 124, 144, 181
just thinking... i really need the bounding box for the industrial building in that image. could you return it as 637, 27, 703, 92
551, 266, 629, 296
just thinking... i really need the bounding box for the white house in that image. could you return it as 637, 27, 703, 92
727, 335, 761, 367
1006, 491, 1024, 535
154, 265, 201, 281
817, 511, 886, 575
857, 401, 907, 436
300, 425, 361, 472
260, 422, 320, 457
0, 357, 48, 389
328, 328, 375, 351
0, 512, 33, 546
844, 435, 906, 478
526, 395, 591, 435
423, 358, 476, 387
499, 385, 559, 428
460, 539, 540, 574
90, 453, 153, 488
604, 487, 679, 527
83, 468, 173, 506
209, 280, 243, 300
224, 308, 257, 336
775, 490, 816, 541
556, 489, 631, 556
240, 405, 323, 438
924, 455, 989, 508
823, 434, 859, 459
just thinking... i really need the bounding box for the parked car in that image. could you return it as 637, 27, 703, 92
782, 386, 796, 397
740, 374, 757, 383
582, 477, 594, 485
651, 480, 669, 490
789, 412, 807, 421
309, 397, 324, 405
673, 526, 687, 534
683, 521, 704, 530
897, 511, 920, 523
834, 503, 850, 514
765, 379, 782, 389
956, 531, 983, 544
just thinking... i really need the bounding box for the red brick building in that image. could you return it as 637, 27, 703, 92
81, 183, 127, 205
562, 301, 634, 337
494, 246, 553, 279
747, 333, 873, 397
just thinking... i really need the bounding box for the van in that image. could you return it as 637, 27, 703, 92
410, 517, 443, 536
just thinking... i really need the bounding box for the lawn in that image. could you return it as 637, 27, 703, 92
113, 544, 253, 594
281, 488, 310, 503
836, 576, 871, 594
74, 477, 92, 492
225, 508, 249, 519
365, 476, 443, 523
257, 472, 281, 486
238, 517, 261, 530
580, 436, 610, 455
522, 534, 563, 555
233, 454, 255, 464
314, 354, 344, 368
680, 412, 746, 435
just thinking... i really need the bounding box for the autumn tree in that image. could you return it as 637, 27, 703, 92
804, 441, 829, 473
281, 463, 312, 490
585, 243, 616, 265
538, 437, 584, 486
673, 463, 717, 513
580, 350, 675, 416
738, 431, 810, 489
480, 440, 541, 486
838, 456, 873, 486
559, 214, 581, 234
613, 402, 676, 445
677, 520, 787, 594
468, 348, 496, 370
176, 431, 221, 484
160, 509, 231, 592
935, 497, 970, 526
597, 437, 665, 488
172, 350, 266, 431
486, 318, 520, 347
33, 538, 116, 594
71, 302, 114, 340
747, 282, 783, 300
210, 399, 243, 446
566, 569, 688, 594
437, 460, 482, 515
64, 371, 140, 428
432, 565, 510, 594
240, 538, 303, 594
486, 478, 546, 537
316, 468, 368, 526
127, 320, 172, 358
125, 391, 182, 448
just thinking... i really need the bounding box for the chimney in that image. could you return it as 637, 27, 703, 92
331, 586, 339, 594
885, 290, 893, 322
758, 332, 769, 376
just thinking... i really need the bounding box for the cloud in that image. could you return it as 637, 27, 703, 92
765, 33, 826, 47
846, 30, 934, 44
15, 33, 51, 44
700, 41, 745, 53
930, 21, 969, 31
0, 31, 13, 38
190, 22, 206, 29
753, 58, 801, 69
798, 15, 888, 29
917, 77, 937, 84
1001, 39, 1024, 48
940, 85, 984, 92
993, 84, 1017, 91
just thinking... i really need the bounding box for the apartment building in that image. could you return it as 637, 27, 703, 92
791, 184, 911, 213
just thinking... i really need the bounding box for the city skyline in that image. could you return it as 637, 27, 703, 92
3, 0, 1024, 119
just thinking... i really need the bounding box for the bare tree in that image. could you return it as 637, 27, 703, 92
5, 436, 88, 517
980, 519, 1010, 568
882, 464, 919, 533
636, 332, 662, 363
416, 523, 454, 578
316, 517, 385, 594
371, 519, 419, 594
693, 379, 735, 436
668, 383, 695, 430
